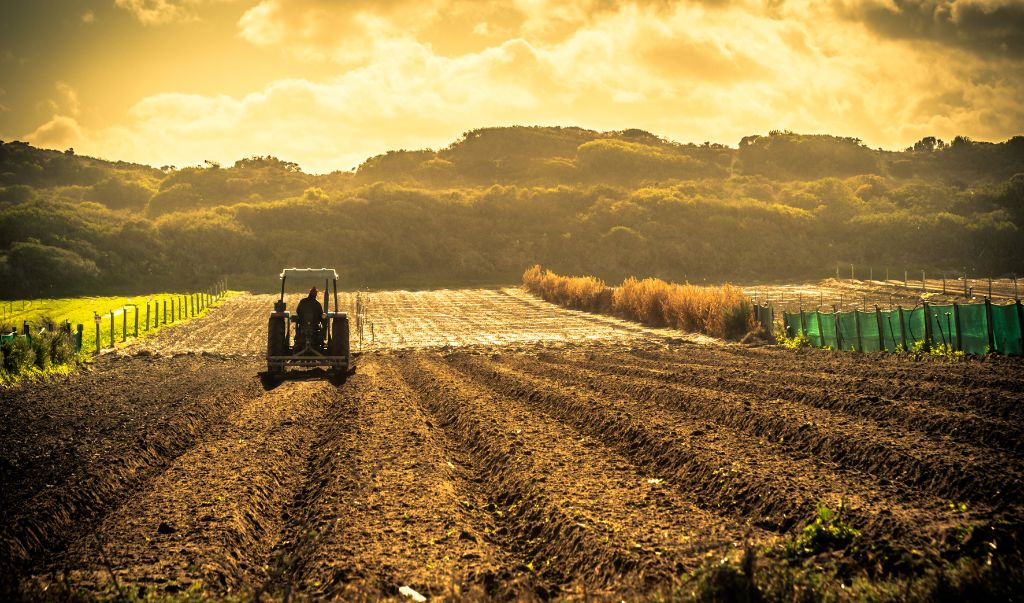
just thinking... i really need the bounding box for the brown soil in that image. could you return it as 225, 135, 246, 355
2, 290, 1023, 600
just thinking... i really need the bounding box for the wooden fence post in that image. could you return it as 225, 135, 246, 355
121, 308, 127, 342
134, 307, 139, 338
815, 311, 825, 348
898, 306, 908, 351
1016, 300, 1024, 355
854, 310, 863, 352
875, 306, 885, 351
163, 300, 167, 325
833, 305, 843, 350
923, 301, 932, 348
146, 303, 150, 331
76, 324, 83, 352
109, 312, 115, 348
953, 303, 962, 351
94, 315, 100, 354
985, 298, 995, 353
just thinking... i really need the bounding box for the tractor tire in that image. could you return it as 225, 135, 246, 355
267, 316, 286, 374
330, 315, 350, 369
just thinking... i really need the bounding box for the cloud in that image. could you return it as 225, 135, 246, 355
26, 115, 83, 149
38, 0, 1023, 172
54, 81, 80, 117
114, 0, 232, 25
844, 0, 1024, 58
238, 0, 447, 62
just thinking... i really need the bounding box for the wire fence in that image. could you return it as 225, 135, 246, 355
2, 279, 228, 358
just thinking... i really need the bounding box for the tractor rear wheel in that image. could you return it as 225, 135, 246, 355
268, 316, 286, 374
330, 315, 350, 370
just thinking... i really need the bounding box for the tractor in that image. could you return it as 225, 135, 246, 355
266, 268, 351, 376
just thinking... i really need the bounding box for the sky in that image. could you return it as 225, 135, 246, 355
1, 0, 1022, 173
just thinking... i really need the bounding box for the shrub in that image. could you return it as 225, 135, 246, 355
524, 265, 756, 339
49, 330, 75, 365
1, 337, 36, 374
785, 502, 860, 557
31, 332, 52, 369
522, 265, 611, 312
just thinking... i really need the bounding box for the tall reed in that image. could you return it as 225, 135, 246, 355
523, 265, 754, 339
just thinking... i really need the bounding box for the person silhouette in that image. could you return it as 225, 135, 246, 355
295, 287, 324, 349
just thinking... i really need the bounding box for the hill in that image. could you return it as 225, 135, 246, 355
1, 128, 1022, 297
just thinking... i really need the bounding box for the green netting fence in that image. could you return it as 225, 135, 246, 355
781, 300, 1024, 356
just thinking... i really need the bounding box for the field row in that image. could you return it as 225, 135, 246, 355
3, 340, 1022, 599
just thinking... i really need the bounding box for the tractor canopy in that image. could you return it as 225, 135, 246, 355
280, 268, 338, 280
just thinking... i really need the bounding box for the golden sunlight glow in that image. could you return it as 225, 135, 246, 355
1, 0, 1021, 172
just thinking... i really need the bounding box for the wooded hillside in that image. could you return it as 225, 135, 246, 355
2, 127, 1022, 297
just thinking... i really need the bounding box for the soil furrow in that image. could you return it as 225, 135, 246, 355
625, 346, 1024, 419
543, 351, 1024, 456
445, 352, 969, 553
0, 356, 263, 592
401, 353, 775, 596
516, 353, 1023, 504
272, 357, 532, 601
31, 379, 333, 597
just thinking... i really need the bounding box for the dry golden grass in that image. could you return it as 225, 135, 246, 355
523, 265, 754, 339
522, 265, 612, 312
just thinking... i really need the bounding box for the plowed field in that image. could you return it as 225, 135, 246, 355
2, 289, 1023, 601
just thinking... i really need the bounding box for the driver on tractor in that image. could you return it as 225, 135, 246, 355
294, 287, 324, 351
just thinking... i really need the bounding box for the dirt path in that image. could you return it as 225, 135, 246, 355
3, 288, 1023, 600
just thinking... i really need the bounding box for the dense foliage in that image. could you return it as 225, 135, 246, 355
1, 127, 1022, 297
